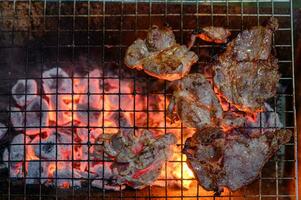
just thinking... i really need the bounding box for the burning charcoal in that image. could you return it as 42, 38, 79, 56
50, 165, 88, 188
183, 127, 292, 193
47, 94, 73, 125
90, 162, 114, 179
12, 79, 37, 107
10, 106, 24, 131
247, 103, 283, 129
76, 104, 102, 126
3, 148, 23, 178
77, 128, 103, 143
33, 134, 56, 160
25, 97, 49, 135
92, 179, 126, 191
9, 162, 24, 178
98, 130, 177, 189
32, 131, 72, 160
26, 161, 47, 184
87, 68, 103, 94
42, 67, 72, 94
0, 122, 7, 140
8, 134, 31, 162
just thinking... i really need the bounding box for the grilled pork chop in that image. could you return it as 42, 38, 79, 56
168, 73, 223, 129
183, 127, 291, 193
94, 129, 176, 189
196, 26, 231, 44
213, 18, 280, 113
168, 73, 247, 130
124, 25, 198, 81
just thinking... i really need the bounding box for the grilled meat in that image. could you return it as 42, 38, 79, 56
213, 18, 280, 113
95, 130, 177, 189
229, 17, 278, 62
146, 25, 176, 51
124, 25, 198, 81
168, 73, 246, 130
183, 127, 291, 193
168, 73, 223, 129
196, 26, 231, 44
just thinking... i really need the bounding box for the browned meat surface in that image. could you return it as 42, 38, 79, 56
94, 130, 176, 189
146, 25, 176, 51
196, 26, 231, 44
124, 25, 198, 81
213, 18, 280, 113
183, 127, 291, 193
168, 73, 248, 130
168, 73, 223, 129
229, 17, 278, 61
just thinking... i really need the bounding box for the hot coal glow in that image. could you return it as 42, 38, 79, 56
4, 67, 283, 191
5, 67, 196, 190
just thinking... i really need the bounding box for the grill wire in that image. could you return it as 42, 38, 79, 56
0, 0, 298, 199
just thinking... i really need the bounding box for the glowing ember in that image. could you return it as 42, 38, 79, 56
5, 67, 195, 190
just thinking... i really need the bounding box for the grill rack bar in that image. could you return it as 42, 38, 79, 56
0, 0, 298, 199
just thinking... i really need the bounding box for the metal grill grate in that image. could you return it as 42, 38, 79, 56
0, 0, 298, 199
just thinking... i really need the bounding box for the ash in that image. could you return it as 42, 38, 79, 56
2, 67, 179, 190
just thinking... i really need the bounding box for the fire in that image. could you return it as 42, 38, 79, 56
8, 67, 196, 189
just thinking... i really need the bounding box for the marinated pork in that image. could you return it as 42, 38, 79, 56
168, 73, 223, 129
213, 18, 280, 113
94, 129, 177, 189
124, 25, 198, 81
195, 26, 231, 44
183, 127, 291, 193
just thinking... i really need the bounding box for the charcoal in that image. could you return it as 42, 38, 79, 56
10, 106, 24, 131
42, 67, 72, 94
90, 163, 114, 179
32, 131, 72, 160
0, 122, 7, 140
247, 103, 283, 129
33, 134, 56, 160
12, 79, 37, 107
26, 161, 47, 184
92, 179, 126, 191
75, 103, 102, 126
8, 134, 31, 162
25, 97, 49, 135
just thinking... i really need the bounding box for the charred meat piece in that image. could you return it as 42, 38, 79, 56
95, 130, 176, 189
213, 18, 280, 113
183, 127, 291, 193
124, 25, 198, 81
142, 44, 199, 81
146, 25, 176, 51
168, 73, 223, 129
195, 26, 231, 44
229, 17, 278, 61
214, 56, 279, 112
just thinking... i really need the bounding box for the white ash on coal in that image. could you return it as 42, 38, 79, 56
4, 66, 181, 190
12, 79, 37, 107
25, 97, 49, 135
0, 122, 7, 140
10, 107, 24, 131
